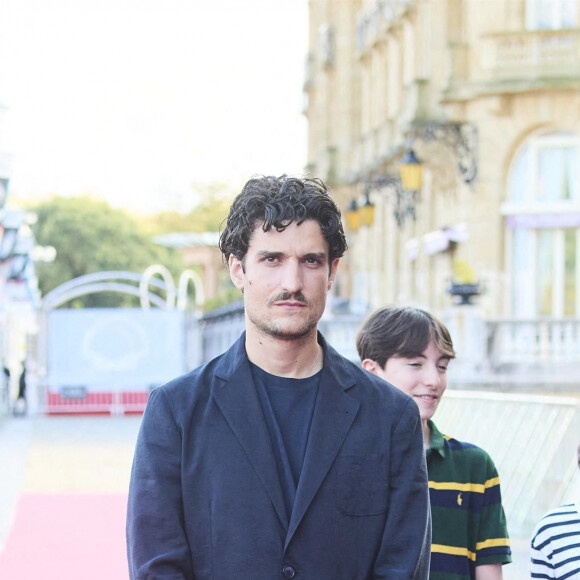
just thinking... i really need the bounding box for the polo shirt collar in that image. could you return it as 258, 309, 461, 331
427, 419, 446, 459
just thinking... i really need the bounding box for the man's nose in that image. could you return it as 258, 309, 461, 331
281, 261, 304, 294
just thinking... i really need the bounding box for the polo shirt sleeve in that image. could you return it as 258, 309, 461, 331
475, 450, 512, 566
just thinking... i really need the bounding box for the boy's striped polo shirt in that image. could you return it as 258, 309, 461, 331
426, 420, 512, 580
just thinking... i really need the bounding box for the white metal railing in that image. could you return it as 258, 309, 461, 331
195, 307, 363, 366
197, 302, 246, 364
319, 314, 364, 362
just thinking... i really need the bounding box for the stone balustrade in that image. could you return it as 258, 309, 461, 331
480, 29, 580, 80
190, 305, 580, 392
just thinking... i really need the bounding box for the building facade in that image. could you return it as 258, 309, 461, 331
304, 0, 580, 321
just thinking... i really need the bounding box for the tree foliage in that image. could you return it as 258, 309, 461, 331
139, 182, 233, 236
32, 196, 183, 308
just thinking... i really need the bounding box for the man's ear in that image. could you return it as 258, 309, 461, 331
327, 258, 340, 291
361, 359, 379, 374
229, 255, 245, 291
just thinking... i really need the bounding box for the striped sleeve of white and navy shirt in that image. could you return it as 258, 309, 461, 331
530, 502, 580, 580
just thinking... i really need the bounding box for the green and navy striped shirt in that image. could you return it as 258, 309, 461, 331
426, 420, 511, 580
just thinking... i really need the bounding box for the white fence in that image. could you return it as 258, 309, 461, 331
436, 390, 580, 538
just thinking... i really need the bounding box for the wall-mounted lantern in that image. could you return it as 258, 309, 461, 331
346, 152, 422, 230
346, 191, 375, 232
345, 121, 478, 231
409, 120, 478, 184
345, 199, 361, 232
399, 149, 423, 192
358, 192, 375, 227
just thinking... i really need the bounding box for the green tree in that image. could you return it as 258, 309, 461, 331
32, 196, 182, 308
139, 182, 233, 236
134, 182, 241, 313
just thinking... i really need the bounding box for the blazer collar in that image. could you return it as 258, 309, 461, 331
212, 332, 361, 543
212, 333, 290, 527
285, 339, 360, 548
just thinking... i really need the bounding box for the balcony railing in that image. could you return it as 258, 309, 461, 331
486, 317, 580, 377
190, 306, 580, 391
480, 29, 580, 82
356, 0, 416, 54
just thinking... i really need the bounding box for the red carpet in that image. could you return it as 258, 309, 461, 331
0, 493, 129, 580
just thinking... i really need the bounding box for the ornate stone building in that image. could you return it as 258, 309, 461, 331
304, 0, 580, 320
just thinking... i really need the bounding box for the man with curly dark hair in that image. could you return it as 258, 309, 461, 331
127, 175, 431, 579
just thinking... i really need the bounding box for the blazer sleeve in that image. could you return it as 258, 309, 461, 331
126, 387, 192, 579
373, 397, 431, 579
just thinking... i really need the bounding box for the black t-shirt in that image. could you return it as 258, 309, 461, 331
251, 363, 320, 490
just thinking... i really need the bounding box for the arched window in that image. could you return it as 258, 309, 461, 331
503, 131, 580, 317
526, 0, 577, 30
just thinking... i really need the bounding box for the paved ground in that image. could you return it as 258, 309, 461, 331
0, 412, 531, 579
0, 412, 141, 579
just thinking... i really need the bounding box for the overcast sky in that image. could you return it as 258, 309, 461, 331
0, 0, 308, 213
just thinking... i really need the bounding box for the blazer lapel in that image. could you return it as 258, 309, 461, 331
212, 340, 289, 529
285, 353, 360, 548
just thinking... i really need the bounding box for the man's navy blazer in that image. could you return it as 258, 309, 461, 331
127, 333, 431, 579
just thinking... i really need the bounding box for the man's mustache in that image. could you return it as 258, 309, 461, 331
269, 291, 309, 304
